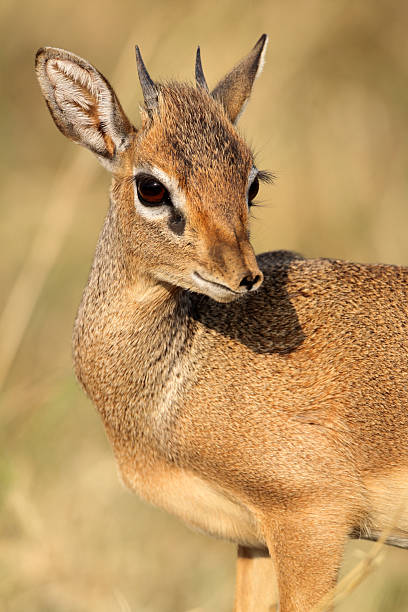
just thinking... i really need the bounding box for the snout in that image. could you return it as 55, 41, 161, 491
193, 238, 264, 302
237, 269, 263, 292
230, 239, 263, 293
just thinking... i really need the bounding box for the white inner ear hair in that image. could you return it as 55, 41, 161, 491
256, 37, 268, 79
133, 165, 187, 221
46, 59, 113, 152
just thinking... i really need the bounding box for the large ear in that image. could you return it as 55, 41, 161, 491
212, 34, 268, 124
35, 47, 134, 170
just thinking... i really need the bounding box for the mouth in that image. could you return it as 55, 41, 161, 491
191, 271, 239, 301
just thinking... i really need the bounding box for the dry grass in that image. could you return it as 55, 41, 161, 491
2, 0, 408, 610
314, 506, 408, 612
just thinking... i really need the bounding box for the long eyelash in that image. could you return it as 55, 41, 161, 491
249, 199, 269, 211
257, 170, 276, 184
249, 200, 270, 222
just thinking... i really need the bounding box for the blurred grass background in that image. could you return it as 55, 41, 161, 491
1, 0, 408, 610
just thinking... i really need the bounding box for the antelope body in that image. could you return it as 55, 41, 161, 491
36, 37, 408, 611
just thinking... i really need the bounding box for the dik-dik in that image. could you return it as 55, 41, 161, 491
36, 36, 408, 611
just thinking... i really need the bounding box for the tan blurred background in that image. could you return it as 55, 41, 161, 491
1, 0, 408, 610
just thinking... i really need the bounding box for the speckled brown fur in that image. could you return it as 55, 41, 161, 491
36, 37, 408, 612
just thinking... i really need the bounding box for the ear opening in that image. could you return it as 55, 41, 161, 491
35, 47, 134, 170
212, 34, 268, 124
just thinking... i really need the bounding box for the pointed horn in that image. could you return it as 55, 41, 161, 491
135, 45, 159, 112
195, 46, 209, 92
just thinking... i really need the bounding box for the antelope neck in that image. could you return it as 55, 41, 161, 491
72, 213, 199, 457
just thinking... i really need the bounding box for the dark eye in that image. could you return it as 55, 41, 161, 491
248, 175, 259, 205
137, 176, 169, 206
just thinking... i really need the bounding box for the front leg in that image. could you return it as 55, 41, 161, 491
234, 546, 278, 612
262, 510, 349, 612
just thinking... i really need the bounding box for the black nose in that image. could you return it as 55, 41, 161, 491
239, 273, 262, 291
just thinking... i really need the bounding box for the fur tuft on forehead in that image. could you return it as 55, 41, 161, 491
136, 83, 253, 193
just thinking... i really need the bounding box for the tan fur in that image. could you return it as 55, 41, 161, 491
119, 460, 264, 548
36, 37, 408, 611
362, 468, 408, 545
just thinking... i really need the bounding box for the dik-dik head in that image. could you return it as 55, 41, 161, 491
35, 37, 269, 303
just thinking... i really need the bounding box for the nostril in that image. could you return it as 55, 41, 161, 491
239, 273, 261, 291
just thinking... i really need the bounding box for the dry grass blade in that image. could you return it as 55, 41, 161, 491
312, 539, 385, 612
0, 30, 141, 392
312, 505, 406, 612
